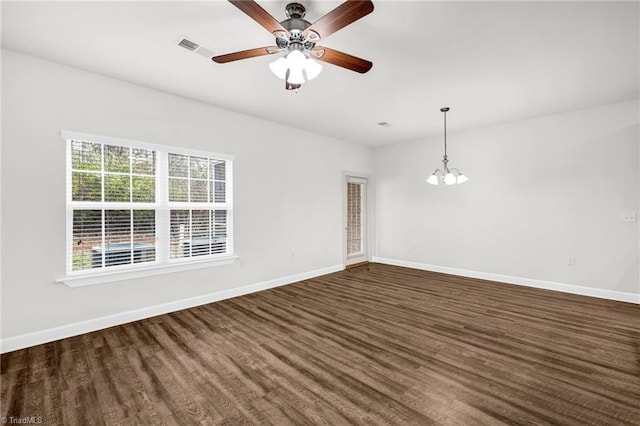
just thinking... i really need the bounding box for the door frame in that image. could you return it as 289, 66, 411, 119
342, 171, 374, 267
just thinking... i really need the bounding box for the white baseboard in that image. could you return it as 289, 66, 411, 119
372, 257, 640, 305
0, 264, 344, 354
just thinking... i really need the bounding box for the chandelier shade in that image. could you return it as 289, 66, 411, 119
427, 107, 469, 186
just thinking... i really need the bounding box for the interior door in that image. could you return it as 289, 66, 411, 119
344, 175, 368, 266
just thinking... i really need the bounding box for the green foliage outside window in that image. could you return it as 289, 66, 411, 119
71, 141, 155, 202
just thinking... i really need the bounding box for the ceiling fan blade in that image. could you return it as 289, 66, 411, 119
212, 47, 279, 63
313, 47, 372, 73
228, 0, 289, 36
304, 0, 374, 41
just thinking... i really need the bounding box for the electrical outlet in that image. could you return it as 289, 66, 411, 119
622, 213, 637, 223
568, 256, 576, 266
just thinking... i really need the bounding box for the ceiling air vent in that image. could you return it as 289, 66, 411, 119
178, 37, 216, 58
178, 38, 200, 52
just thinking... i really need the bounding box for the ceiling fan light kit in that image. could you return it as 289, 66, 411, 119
427, 107, 469, 186
269, 48, 322, 85
212, 0, 374, 91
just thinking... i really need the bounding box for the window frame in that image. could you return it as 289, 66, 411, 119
59, 130, 236, 287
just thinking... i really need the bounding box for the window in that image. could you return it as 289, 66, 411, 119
64, 131, 234, 284
167, 154, 229, 260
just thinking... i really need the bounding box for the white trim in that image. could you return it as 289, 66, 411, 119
61, 129, 235, 161
2, 264, 344, 354
372, 257, 640, 304
343, 171, 373, 267
63, 131, 235, 281
58, 255, 239, 287
346, 176, 368, 185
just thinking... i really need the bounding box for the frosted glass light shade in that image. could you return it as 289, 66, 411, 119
287, 50, 306, 71
269, 57, 288, 80
444, 173, 456, 185
288, 67, 305, 84
270, 51, 324, 89
304, 58, 323, 80
426, 174, 440, 185
457, 174, 469, 184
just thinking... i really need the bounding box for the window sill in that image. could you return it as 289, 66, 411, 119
57, 255, 239, 288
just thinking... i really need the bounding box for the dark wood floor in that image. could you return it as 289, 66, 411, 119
2, 263, 639, 425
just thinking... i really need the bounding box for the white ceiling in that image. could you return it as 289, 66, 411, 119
2, 1, 638, 147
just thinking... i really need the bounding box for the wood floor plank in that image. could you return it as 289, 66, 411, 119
2, 263, 639, 425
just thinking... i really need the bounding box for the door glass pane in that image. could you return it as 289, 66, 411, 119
347, 182, 363, 256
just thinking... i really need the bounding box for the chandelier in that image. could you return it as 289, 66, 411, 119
426, 107, 469, 185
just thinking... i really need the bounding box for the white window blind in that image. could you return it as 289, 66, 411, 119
65, 131, 233, 277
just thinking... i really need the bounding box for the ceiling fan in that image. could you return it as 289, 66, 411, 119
212, 0, 374, 91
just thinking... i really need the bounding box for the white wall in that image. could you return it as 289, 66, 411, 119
0, 49, 373, 340
2, 48, 638, 349
374, 100, 639, 296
